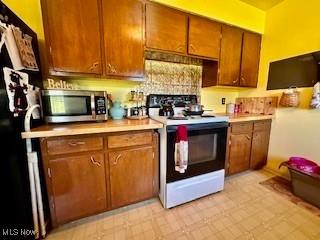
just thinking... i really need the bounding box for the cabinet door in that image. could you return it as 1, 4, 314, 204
219, 25, 243, 86
50, 153, 107, 224
109, 147, 154, 208
250, 130, 270, 169
188, 16, 221, 59
240, 32, 261, 87
228, 133, 252, 175
43, 0, 102, 74
102, 0, 144, 78
146, 4, 187, 54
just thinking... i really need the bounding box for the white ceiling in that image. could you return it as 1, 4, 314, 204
239, 0, 285, 11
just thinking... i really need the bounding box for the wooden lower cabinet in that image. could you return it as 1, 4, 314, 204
50, 153, 107, 224
250, 124, 271, 169
226, 120, 271, 175
228, 133, 252, 175
40, 130, 159, 227
109, 147, 154, 208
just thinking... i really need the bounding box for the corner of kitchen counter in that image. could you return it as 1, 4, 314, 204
21, 118, 164, 139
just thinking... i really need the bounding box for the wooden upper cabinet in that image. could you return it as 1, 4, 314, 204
50, 153, 107, 224
219, 25, 243, 86
102, 0, 144, 78
43, 0, 102, 74
240, 32, 261, 87
109, 147, 154, 208
188, 16, 221, 59
218, 25, 262, 88
146, 3, 187, 54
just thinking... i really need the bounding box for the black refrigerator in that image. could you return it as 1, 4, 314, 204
0, 2, 46, 240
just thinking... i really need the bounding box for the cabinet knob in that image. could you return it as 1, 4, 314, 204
113, 154, 122, 165
90, 156, 101, 167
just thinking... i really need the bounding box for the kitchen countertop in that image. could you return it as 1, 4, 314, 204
21, 119, 163, 139
215, 113, 275, 123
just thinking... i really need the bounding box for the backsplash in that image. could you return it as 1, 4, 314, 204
137, 60, 202, 99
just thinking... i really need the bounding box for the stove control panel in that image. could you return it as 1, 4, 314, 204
147, 94, 198, 108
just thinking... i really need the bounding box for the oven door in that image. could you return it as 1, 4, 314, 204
166, 122, 228, 183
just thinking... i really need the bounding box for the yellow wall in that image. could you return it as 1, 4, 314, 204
2, 0, 265, 110
3, 0, 48, 76
240, 0, 320, 177
2, 0, 43, 39
152, 0, 265, 33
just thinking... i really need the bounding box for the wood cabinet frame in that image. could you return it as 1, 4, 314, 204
40, 130, 159, 227
41, 0, 261, 87
225, 120, 271, 176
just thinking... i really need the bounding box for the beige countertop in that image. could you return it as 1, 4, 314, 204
22, 119, 163, 139
216, 113, 275, 123
22, 114, 274, 139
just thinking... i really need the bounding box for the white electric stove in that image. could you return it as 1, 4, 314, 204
147, 94, 229, 208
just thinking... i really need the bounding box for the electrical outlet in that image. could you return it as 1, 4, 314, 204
222, 98, 226, 105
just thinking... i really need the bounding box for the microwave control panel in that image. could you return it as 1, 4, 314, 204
95, 96, 107, 115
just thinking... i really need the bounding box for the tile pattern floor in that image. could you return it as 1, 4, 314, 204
260, 176, 320, 217
47, 170, 320, 240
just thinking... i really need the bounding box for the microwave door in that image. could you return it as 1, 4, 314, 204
43, 95, 92, 123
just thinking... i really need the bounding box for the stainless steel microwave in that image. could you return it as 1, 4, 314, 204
42, 90, 108, 123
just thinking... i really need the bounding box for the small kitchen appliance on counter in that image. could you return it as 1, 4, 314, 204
42, 90, 108, 123
147, 94, 229, 208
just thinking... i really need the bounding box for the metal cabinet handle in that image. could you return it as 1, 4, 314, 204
107, 63, 117, 74
90, 156, 101, 167
241, 76, 246, 82
233, 78, 239, 84
189, 44, 195, 52
176, 44, 184, 52
68, 141, 85, 147
246, 135, 251, 140
113, 154, 122, 165
89, 62, 99, 72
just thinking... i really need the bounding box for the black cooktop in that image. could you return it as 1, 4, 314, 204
146, 94, 198, 108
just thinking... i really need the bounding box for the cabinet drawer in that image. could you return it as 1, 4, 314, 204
47, 137, 103, 155
108, 132, 152, 149
254, 120, 271, 131
231, 123, 253, 133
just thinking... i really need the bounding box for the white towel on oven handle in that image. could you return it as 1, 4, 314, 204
175, 140, 188, 173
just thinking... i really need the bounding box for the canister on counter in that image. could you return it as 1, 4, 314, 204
226, 103, 235, 114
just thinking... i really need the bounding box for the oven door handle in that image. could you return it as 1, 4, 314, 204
167, 122, 229, 132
